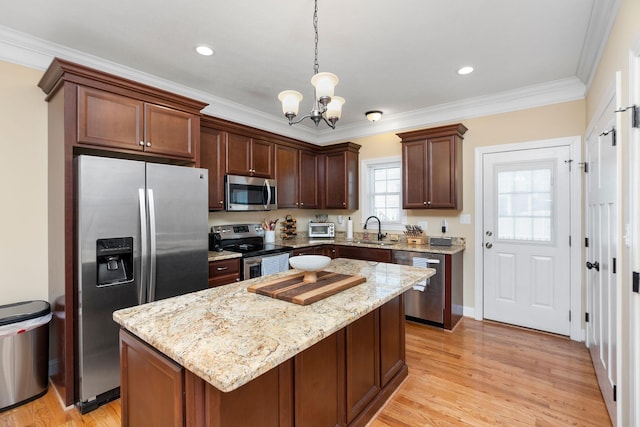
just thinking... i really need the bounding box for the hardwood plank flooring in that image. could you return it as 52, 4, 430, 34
0, 318, 610, 426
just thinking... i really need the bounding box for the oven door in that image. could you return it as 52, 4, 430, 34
225, 175, 277, 211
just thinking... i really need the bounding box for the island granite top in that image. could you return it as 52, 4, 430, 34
113, 258, 434, 392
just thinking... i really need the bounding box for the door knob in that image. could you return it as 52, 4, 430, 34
586, 261, 600, 271
485, 242, 493, 249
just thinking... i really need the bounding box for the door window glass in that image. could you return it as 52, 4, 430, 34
496, 166, 553, 242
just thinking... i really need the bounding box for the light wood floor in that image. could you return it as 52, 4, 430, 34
0, 318, 610, 426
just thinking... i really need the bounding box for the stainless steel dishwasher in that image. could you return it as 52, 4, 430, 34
393, 251, 445, 325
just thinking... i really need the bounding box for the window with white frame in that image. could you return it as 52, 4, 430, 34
361, 156, 406, 231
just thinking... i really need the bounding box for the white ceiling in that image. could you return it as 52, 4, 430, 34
0, 0, 619, 145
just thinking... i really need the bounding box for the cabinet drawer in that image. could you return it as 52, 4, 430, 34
335, 246, 392, 263
208, 258, 240, 287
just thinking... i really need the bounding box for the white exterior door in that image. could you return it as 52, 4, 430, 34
586, 94, 618, 424
482, 145, 572, 335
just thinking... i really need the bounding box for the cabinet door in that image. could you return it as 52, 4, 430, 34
208, 258, 240, 287
77, 86, 143, 150
275, 145, 299, 208
379, 295, 405, 386
402, 140, 428, 209
299, 150, 319, 208
200, 127, 227, 210
120, 330, 184, 427
321, 245, 336, 259
227, 132, 252, 175
251, 139, 274, 178
144, 103, 197, 160
335, 246, 392, 262
345, 310, 380, 423
294, 332, 345, 427
427, 136, 459, 208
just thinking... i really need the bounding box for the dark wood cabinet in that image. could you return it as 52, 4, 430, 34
119, 296, 406, 427
276, 146, 320, 209
398, 123, 467, 210
294, 331, 346, 427
345, 311, 380, 423
208, 258, 240, 287
200, 125, 227, 210
227, 132, 274, 178
379, 294, 405, 386
77, 86, 199, 161
120, 330, 185, 427
335, 245, 392, 263
323, 143, 360, 210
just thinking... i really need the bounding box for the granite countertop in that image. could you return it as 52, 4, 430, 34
113, 258, 434, 393
207, 237, 464, 262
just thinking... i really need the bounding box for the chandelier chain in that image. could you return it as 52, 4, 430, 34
313, 0, 319, 76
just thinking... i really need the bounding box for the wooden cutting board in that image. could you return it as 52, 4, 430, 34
247, 271, 366, 306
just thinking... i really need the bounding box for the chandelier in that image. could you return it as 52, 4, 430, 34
278, 0, 344, 129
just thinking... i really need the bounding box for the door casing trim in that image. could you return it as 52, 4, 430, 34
474, 136, 583, 341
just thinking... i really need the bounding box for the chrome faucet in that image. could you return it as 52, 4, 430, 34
363, 216, 386, 241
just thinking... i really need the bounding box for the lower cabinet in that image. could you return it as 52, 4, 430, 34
119, 295, 406, 427
292, 245, 336, 259
208, 258, 240, 287
335, 245, 392, 263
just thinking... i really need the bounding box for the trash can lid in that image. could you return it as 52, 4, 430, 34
0, 300, 51, 326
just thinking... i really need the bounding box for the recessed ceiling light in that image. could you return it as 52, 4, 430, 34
457, 66, 474, 75
196, 45, 215, 56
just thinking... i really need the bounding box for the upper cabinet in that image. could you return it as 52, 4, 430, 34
397, 123, 467, 210
74, 79, 202, 162
276, 146, 319, 209
227, 133, 274, 178
323, 143, 360, 210
200, 124, 227, 211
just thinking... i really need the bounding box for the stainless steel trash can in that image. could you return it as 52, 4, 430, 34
0, 300, 51, 412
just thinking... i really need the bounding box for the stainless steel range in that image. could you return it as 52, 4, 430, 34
209, 224, 293, 279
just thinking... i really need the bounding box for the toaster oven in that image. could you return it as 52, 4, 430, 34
308, 222, 335, 238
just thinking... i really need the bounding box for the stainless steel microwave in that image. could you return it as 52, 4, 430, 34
225, 175, 277, 211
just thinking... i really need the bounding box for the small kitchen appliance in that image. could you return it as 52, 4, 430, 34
308, 222, 335, 238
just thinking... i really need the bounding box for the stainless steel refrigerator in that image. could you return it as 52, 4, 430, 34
76, 155, 208, 412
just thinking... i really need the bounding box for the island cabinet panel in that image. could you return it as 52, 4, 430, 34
294, 331, 346, 427
379, 294, 405, 386
345, 310, 380, 423
207, 258, 240, 287
398, 123, 467, 210
335, 246, 392, 263
120, 330, 185, 427
200, 126, 227, 210
77, 86, 199, 161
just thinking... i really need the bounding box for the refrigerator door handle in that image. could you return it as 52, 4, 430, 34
138, 189, 148, 305
148, 189, 158, 302
263, 180, 271, 210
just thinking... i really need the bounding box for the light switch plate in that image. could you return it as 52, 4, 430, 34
459, 214, 471, 224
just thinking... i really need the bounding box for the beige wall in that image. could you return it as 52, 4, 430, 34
0, 61, 48, 306
352, 100, 586, 311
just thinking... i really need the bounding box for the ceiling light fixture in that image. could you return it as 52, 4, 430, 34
457, 66, 474, 75
196, 45, 214, 56
278, 0, 344, 129
365, 111, 383, 122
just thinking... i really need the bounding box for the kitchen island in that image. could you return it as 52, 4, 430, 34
113, 258, 435, 427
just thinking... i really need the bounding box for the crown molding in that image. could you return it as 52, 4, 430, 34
0, 24, 586, 146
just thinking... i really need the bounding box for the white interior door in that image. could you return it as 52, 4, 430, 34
586, 94, 618, 424
482, 145, 571, 335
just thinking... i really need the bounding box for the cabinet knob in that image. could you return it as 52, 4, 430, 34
342, 202, 346, 206
427, 201, 431, 205
146, 142, 152, 147
219, 200, 223, 205
139, 141, 145, 146
217, 266, 228, 271
423, 201, 427, 205
300, 202, 304, 207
